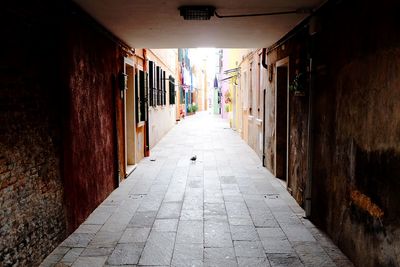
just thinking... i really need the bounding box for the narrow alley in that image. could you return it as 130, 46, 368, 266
42, 113, 353, 267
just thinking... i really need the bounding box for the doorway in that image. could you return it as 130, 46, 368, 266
124, 59, 136, 177
275, 57, 289, 182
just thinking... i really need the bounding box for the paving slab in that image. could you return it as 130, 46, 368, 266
171, 243, 203, 267
138, 231, 176, 265
204, 247, 238, 267
119, 227, 150, 243
153, 219, 179, 232
176, 220, 203, 244
157, 202, 183, 219
234, 241, 265, 258
107, 243, 143, 265
237, 257, 270, 267
43, 113, 353, 267
230, 225, 259, 241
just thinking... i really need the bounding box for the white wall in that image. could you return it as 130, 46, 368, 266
147, 49, 178, 149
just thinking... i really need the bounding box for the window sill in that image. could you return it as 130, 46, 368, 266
248, 115, 254, 121
137, 121, 145, 128
255, 118, 263, 126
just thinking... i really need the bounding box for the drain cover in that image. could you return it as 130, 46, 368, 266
264, 194, 279, 199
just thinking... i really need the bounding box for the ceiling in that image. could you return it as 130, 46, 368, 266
73, 0, 325, 48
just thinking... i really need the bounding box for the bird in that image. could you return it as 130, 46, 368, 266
190, 155, 197, 161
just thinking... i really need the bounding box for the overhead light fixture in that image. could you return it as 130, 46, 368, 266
179, 6, 215, 20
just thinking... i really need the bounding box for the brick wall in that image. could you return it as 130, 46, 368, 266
0, 1, 124, 265
0, 1, 66, 265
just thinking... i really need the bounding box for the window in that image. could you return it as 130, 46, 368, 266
242, 71, 247, 108
160, 70, 163, 106
156, 66, 161, 106
169, 75, 175, 105
149, 61, 155, 107
160, 70, 164, 106
249, 62, 253, 115
163, 71, 166, 105
135, 70, 146, 122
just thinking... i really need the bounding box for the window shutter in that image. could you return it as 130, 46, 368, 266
145, 72, 149, 120
163, 71, 166, 105
153, 64, 157, 107
156, 66, 161, 106
135, 71, 139, 123
139, 70, 145, 122
149, 61, 154, 107
160, 70, 164, 106
169, 75, 175, 105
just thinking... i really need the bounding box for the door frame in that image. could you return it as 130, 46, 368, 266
123, 57, 137, 178
275, 57, 290, 185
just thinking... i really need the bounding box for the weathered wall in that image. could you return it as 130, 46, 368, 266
267, 31, 310, 204
0, 1, 66, 265
310, 1, 400, 266
263, 53, 276, 174
63, 6, 120, 232
266, 0, 400, 266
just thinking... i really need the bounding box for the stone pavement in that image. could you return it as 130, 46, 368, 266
42, 112, 354, 267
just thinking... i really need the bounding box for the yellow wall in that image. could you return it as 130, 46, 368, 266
238, 49, 267, 160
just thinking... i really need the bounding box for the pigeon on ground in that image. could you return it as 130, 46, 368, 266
190, 155, 197, 161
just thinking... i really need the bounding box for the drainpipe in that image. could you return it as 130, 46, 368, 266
144, 49, 150, 157
113, 71, 121, 187
261, 48, 268, 69
305, 55, 314, 218
261, 48, 268, 167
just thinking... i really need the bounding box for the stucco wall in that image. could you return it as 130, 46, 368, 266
239, 50, 266, 160
149, 107, 176, 149
147, 49, 177, 149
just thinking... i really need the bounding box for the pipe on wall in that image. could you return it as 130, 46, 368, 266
261, 48, 268, 70
261, 48, 268, 167
305, 56, 314, 217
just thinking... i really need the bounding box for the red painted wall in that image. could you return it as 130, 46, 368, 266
62, 10, 120, 232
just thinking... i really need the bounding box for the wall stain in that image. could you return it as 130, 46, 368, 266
350, 190, 384, 219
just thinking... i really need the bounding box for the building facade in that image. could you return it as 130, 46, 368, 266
0, 3, 177, 265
